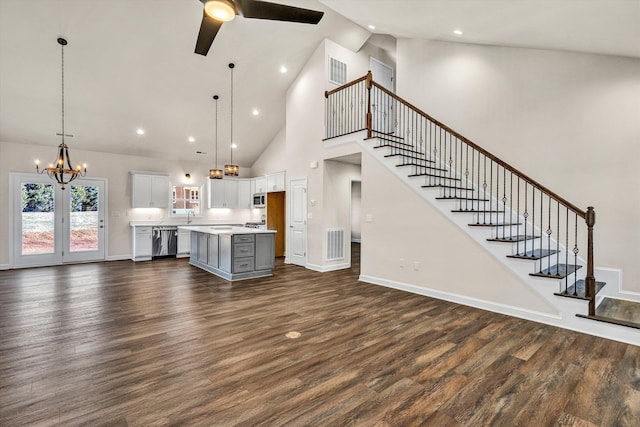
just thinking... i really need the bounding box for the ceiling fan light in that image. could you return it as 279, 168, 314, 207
204, 0, 236, 22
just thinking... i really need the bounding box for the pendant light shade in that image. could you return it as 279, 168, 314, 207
224, 63, 239, 176
35, 37, 87, 190
209, 95, 223, 179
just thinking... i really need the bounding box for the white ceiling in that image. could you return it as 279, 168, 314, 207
1, 0, 638, 169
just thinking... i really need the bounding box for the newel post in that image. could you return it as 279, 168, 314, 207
585, 206, 596, 316
365, 70, 373, 139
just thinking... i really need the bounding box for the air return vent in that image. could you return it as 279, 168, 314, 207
326, 228, 344, 261
329, 57, 347, 85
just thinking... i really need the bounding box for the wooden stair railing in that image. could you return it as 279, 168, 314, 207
325, 71, 598, 317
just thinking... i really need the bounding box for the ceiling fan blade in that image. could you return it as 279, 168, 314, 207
239, 0, 323, 24
195, 10, 223, 56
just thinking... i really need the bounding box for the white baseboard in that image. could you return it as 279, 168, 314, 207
359, 274, 563, 323
0, 264, 10, 270
307, 262, 350, 272
106, 255, 132, 262
351, 238, 361, 243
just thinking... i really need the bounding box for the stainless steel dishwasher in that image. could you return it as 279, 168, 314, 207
152, 226, 178, 258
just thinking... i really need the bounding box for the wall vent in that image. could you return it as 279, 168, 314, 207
329, 57, 347, 85
326, 228, 345, 261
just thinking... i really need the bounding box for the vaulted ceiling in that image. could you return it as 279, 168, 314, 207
1, 0, 637, 169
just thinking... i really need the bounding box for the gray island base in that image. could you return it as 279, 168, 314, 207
179, 226, 276, 281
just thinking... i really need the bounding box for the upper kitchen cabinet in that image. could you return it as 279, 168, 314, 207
266, 171, 286, 192
252, 176, 266, 194
208, 179, 238, 208
131, 172, 169, 208
237, 179, 251, 209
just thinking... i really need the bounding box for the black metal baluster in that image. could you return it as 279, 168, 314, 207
555, 199, 560, 276
502, 168, 507, 239
482, 156, 487, 224
547, 195, 553, 280
465, 142, 470, 211
573, 213, 579, 296
565, 207, 569, 293
523, 184, 528, 256
516, 177, 521, 244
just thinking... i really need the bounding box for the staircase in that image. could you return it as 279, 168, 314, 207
324, 72, 640, 342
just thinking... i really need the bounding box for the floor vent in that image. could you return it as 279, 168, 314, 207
326, 228, 345, 261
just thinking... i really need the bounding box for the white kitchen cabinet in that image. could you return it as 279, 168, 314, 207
131, 226, 153, 261
208, 179, 238, 208
237, 179, 251, 209
266, 171, 285, 192
252, 176, 266, 194
131, 172, 169, 208
177, 228, 191, 258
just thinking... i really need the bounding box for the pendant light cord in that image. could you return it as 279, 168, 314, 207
230, 65, 233, 165
215, 96, 218, 168
61, 40, 65, 145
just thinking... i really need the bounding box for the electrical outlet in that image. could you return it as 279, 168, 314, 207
366, 214, 373, 223
413, 261, 420, 271
400, 258, 405, 268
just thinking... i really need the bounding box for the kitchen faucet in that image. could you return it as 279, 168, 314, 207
187, 209, 194, 224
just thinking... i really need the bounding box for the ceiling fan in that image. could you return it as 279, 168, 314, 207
195, 0, 324, 56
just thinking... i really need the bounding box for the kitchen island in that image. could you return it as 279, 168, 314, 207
179, 226, 276, 281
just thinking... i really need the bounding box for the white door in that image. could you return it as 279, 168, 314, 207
11, 173, 106, 268
288, 177, 307, 266
370, 57, 394, 134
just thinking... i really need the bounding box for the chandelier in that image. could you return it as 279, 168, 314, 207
209, 95, 223, 179
35, 37, 86, 189
224, 63, 239, 176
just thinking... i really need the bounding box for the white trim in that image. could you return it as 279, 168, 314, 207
351, 238, 361, 243
106, 255, 131, 262
359, 274, 640, 347
0, 264, 10, 270
307, 262, 350, 272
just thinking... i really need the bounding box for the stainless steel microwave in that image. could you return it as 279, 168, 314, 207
252, 193, 265, 207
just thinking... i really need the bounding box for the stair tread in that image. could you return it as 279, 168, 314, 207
385, 153, 436, 163
554, 280, 606, 300
487, 235, 540, 243
452, 209, 504, 213
374, 144, 424, 156
507, 249, 558, 260
436, 196, 489, 201
596, 297, 640, 324
530, 263, 582, 279
371, 136, 413, 147
423, 185, 473, 191
469, 222, 521, 227
576, 314, 640, 330
396, 163, 447, 172
410, 173, 461, 181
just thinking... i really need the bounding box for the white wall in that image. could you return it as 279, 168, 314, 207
0, 141, 258, 264
360, 149, 557, 314
396, 39, 640, 293
250, 126, 286, 177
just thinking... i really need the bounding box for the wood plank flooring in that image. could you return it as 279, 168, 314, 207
1, 248, 639, 426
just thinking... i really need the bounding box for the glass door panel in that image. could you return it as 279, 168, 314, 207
69, 184, 99, 252
21, 183, 56, 255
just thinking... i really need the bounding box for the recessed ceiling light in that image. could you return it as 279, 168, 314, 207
136, 128, 145, 135
368, 24, 375, 30
188, 136, 195, 143
453, 29, 463, 36
231, 143, 238, 149
252, 109, 259, 116
280, 65, 287, 73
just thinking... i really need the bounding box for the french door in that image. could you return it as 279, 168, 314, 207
11, 173, 106, 268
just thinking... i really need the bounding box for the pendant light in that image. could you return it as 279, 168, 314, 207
224, 62, 239, 176
209, 95, 223, 179
35, 37, 87, 190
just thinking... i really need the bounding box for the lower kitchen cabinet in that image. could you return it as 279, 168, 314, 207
177, 228, 191, 258
184, 226, 276, 281
131, 226, 153, 261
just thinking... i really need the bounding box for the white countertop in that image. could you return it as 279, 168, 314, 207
178, 226, 276, 235
130, 221, 243, 227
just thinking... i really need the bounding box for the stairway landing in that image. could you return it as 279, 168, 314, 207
577, 297, 640, 330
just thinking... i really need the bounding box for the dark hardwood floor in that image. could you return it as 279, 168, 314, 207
1, 250, 639, 426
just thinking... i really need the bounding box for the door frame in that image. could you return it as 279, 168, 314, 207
9, 173, 108, 268
287, 176, 307, 267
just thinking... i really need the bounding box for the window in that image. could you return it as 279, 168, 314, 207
171, 185, 202, 216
